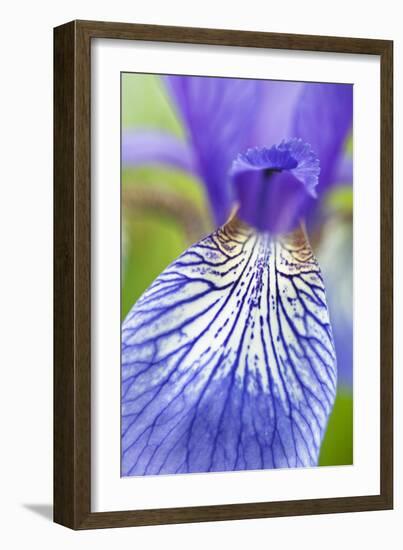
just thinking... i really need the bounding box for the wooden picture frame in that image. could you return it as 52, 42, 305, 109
54, 19, 393, 529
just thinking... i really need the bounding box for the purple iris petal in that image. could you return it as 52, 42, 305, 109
334, 154, 353, 184
121, 130, 198, 175
121, 218, 336, 475
251, 80, 304, 147
292, 83, 353, 192
164, 75, 262, 225
231, 139, 320, 233
318, 221, 353, 386
123, 79, 352, 226
332, 318, 353, 387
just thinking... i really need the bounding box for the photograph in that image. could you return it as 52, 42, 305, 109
120, 73, 353, 477
0, 0, 396, 541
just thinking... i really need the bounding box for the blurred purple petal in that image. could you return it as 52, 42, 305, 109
231, 139, 320, 233
292, 83, 353, 192
122, 130, 198, 175
317, 220, 353, 387
165, 76, 262, 225
252, 81, 304, 146
334, 154, 353, 184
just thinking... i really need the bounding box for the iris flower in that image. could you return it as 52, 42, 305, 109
121, 76, 352, 475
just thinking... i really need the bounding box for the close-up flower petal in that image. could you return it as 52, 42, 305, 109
120, 73, 354, 475
291, 83, 353, 192
230, 139, 320, 233
164, 75, 263, 225
122, 130, 198, 175
121, 217, 337, 475
251, 80, 304, 147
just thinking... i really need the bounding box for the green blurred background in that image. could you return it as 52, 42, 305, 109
121, 73, 353, 468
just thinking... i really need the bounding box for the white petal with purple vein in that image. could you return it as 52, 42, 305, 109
122, 217, 337, 476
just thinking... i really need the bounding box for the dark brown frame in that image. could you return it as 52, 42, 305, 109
54, 19, 393, 530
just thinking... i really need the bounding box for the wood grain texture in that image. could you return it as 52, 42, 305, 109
53, 20, 393, 530
54, 20, 91, 528
54, 21, 76, 528
379, 40, 393, 507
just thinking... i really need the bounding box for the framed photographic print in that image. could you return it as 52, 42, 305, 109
54, 20, 393, 529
